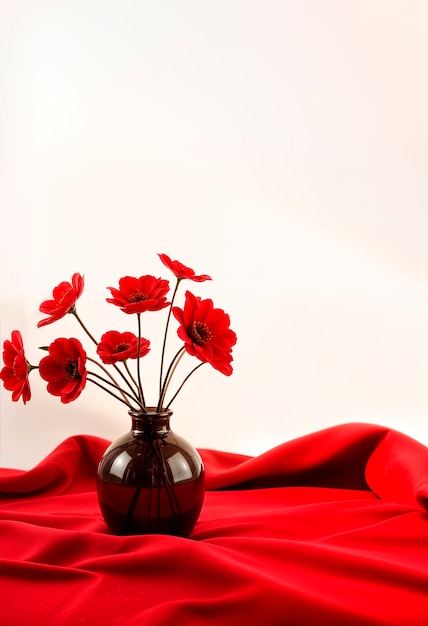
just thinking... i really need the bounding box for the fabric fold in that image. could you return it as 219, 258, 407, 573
0, 435, 108, 496
1, 422, 428, 625
365, 428, 428, 509
2, 423, 428, 510
201, 422, 428, 512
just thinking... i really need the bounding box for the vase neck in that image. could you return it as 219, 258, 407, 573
129, 408, 172, 437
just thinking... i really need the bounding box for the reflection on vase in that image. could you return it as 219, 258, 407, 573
97, 408, 205, 537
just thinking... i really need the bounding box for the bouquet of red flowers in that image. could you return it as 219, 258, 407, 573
0, 254, 237, 412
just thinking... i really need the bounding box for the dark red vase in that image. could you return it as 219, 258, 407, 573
97, 408, 205, 537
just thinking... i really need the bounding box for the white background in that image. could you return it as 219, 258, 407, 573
1, 1, 428, 470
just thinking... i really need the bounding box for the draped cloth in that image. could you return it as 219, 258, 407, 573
1, 422, 428, 625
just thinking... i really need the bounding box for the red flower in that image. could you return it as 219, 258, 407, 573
172, 291, 237, 376
106, 275, 170, 314
158, 253, 211, 282
96, 331, 150, 364
38, 273, 84, 328
39, 337, 87, 403
0, 331, 31, 404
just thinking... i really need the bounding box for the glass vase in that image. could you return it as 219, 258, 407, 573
97, 407, 205, 537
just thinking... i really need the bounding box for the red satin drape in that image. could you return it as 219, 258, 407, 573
1, 422, 428, 625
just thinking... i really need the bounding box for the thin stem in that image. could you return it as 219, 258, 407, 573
136, 314, 146, 409
159, 349, 185, 410
87, 369, 143, 406
111, 360, 142, 402
72, 307, 137, 400
87, 376, 136, 409
165, 362, 205, 409
157, 346, 185, 412
71, 308, 98, 346
120, 439, 152, 532
87, 356, 140, 406
152, 437, 181, 531
159, 278, 180, 398
123, 360, 140, 394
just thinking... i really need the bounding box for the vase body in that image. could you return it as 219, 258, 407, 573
97, 408, 205, 537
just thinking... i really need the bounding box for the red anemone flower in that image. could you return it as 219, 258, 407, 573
172, 291, 237, 376
0, 330, 31, 404
38, 273, 84, 328
106, 275, 170, 314
39, 337, 87, 403
158, 253, 212, 282
96, 331, 150, 364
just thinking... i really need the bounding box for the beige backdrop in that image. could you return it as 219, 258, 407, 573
1, 0, 428, 469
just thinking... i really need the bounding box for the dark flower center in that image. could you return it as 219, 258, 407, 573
65, 360, 79, 378
129, 291, 148, 303
189, 321, 212, 346
114, 342, 130, 354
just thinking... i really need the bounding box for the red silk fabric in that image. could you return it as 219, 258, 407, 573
1, 422, 428, 625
